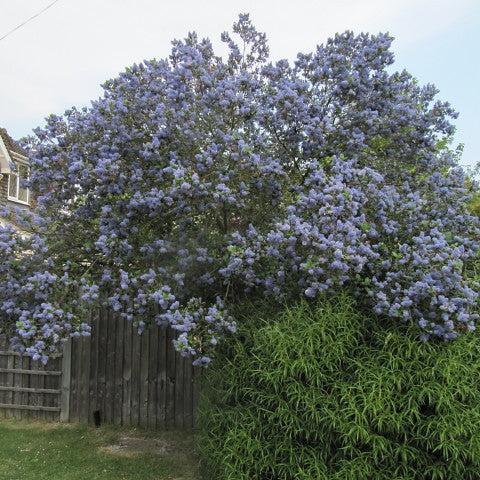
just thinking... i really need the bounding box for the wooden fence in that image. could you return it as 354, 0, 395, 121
0, 337, 63, 421
0, 309, 202, 429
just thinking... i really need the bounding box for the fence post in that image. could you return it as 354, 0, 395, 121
60, 339, 72, 422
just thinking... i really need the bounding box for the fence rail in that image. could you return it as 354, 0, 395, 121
0, 309, 202, 429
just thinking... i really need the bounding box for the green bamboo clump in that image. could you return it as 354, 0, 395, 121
198, 294, 480, 479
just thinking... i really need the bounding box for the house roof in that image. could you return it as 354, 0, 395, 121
0, 128, 27, 157
0, 127, 28, 174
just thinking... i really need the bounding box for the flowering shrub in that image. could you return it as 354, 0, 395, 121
0, 207, 90, 362
9, 15, 478, 363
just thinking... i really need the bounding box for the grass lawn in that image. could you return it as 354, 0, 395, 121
0, 419, 198, 480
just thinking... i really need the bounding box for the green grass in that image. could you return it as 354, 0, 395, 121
0, 419, 198, 480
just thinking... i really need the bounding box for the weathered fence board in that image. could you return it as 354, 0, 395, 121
60, 340, 71, 422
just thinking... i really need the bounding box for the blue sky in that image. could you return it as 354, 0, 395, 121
392, 5, 480, 168
0, 0, 478, 167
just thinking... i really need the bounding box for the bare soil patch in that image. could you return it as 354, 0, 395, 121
100, 434, 175, 458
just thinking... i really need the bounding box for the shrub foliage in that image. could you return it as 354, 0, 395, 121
198, 295, 480, 479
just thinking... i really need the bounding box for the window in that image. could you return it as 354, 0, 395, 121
7, 161, 30, 204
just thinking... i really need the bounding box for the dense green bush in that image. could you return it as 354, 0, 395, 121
198, 295, 480, 479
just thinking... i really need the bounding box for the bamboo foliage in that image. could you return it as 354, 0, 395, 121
198, 294, 480, 480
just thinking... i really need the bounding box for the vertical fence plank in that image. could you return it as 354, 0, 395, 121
60, 340, 72, 422
122, 318, 132, 426
139, 329, 150, 427
183, 356, 193, 429
71, 337, 82, 422
52, 355, 62, 421
80, 334, 91, 423
175, 352, 185, 428
0, 337, 6, 419
104, 309, 116, 423
44, 357, 54, 422
30, 358, 39, 421
34, 357, 45, 421
114, 314, 124, 425
147, 326, 159, 429
88, 311, 99, 424
43, 358, 51, 422
20, 356, 29, 420
166, 328, 176, 429
69, 339, 77, 422
5, 351, 14, 419
130, 325, 141, 426
156, 326, 167, 429
97, 308, 107, 424
13, 354, 22, 420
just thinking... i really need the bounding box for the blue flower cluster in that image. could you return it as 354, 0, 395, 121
0, 209, 90, 362
10, 15, 477, 363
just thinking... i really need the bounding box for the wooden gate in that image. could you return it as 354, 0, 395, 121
65, 309, 202, 429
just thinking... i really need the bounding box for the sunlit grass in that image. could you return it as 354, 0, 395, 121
0, 419, 197, 480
